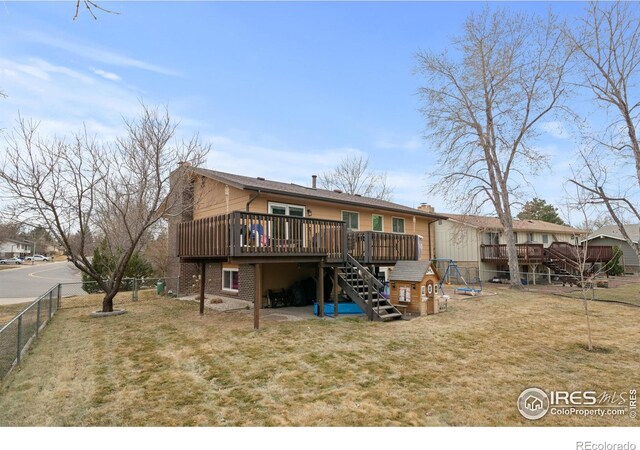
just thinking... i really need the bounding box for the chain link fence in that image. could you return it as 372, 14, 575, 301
0, 277, 180, 380
0, 285, 61, 380
58, 277, 180, 310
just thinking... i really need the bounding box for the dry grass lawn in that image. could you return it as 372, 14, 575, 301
565, 282, 640, 307
0, 290, 638, 426
0, 302, 32, 328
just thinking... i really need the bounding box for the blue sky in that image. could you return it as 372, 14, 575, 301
0, 1, 593, 216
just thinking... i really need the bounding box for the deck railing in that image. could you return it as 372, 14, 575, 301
177, 211, 346, 260
546, 242, 614, 263
177, 212, 421, 263
480, 243, 544, 262
348, 231, 419, 264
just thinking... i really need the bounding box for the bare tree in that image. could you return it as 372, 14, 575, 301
73, 1, 118, 20
0, 105, 209, 312
142, 226, 169, 277
416, 6, 571, 288
564, 186, 622, 352
567, 1, 640, 263
319, 154, 394, 201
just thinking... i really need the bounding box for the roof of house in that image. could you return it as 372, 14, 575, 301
443, 214, 582, 234
192, 168, 447, 220
585, 224, 640, 244
389, 260, 436, 282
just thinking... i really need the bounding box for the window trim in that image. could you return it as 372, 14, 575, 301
267, 201, 306, 217
222, 268, 239, 293
372, 214, 384, 232
341, 210, 360, 231
391, 216, 405, 234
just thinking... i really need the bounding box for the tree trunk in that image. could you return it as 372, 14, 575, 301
102, 290, 117, 313
501, 219, 523, 290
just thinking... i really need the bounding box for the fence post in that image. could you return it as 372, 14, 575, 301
49, 290, 53, 320
16, 315, 22, 364
57, 284, 62, 311
36, 299, 41, 336
132, 279, 138, 302
176, 277, 180, 297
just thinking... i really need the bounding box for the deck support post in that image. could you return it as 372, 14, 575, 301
254, 263, 262, 330
199, 263, 206, 316
367, 276, 374, 321
318, 261, 325, 317
531, 264, 537, 285
548, 267, 551, 284
333, 267, 339, 318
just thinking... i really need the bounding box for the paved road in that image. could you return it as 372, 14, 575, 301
0, 261, 82, 304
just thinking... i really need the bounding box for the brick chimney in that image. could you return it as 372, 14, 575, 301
417, 203, 435, 213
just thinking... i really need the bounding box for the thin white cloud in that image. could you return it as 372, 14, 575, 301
374, 136, 422, 151
92, 68, 122, 82
0, 56, 142, 140
540, 121, 570, 140
22, 30, 180, 77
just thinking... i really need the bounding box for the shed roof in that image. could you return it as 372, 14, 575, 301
191, 168, 447, 220
389, 260, 436, 282
585, 224, 640, 244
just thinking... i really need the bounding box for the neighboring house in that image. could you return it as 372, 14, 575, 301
0, 239, 32, 258
166, 164, 446, 322
434, 214, 605, 283
583, 224, 640, 274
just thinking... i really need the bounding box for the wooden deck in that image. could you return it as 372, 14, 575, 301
177, 211, 420, 264
480, 242, 614, 264
480, 243, 544, 263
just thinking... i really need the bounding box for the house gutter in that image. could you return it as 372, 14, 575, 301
246, 190, 261, 212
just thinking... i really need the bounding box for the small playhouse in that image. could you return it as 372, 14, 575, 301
388, 260, 445, 316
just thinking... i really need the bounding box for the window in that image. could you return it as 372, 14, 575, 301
268, 202, 305, 242
542, 234, 549, 244
527, 233, 534, 242
513, 232, 518, 243
485, 232, 499, 245
399, 287, 411, 302
392, 217, 405, 233
268, 202, 305, 217
342, 211, 359, 230
372, 214, 383, 232
222, 268, 239, 292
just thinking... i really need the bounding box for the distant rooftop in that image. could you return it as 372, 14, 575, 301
443, 213, 582, 234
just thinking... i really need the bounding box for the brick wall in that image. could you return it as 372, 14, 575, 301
165, 166, 194, 294
238, 264, 256, 303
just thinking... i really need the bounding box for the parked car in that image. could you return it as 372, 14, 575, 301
24, 255, 49, 262
0, 257, 23, 265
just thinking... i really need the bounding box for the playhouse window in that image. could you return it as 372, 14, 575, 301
399, 287, 411, 302
222, 268, 239, 292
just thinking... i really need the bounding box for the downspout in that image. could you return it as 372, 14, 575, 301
246, 190, 261, 212
428, 219, 432, 259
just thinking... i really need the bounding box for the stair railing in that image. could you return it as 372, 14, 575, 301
344, 254, 385, 319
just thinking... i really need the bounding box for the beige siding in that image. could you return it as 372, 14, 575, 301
434, 220, 479, 264
192, 177, 250, 220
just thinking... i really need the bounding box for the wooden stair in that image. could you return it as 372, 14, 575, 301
336, 254, 403, 322
543, 247, 581, 286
